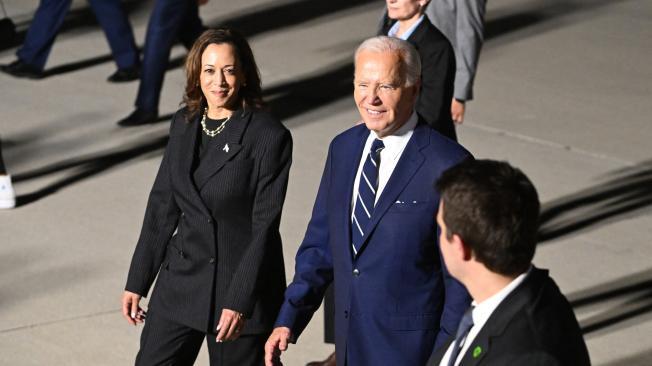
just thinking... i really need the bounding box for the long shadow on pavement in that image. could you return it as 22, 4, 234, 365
166, 0, 378, 72
265, 61, 355, 123
485, 0, 630, 46
13, 134, 169, 207
535, 161, 652, 336
538, 160, 652, 243
566, 269, 652, 335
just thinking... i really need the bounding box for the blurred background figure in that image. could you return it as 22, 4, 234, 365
0, 0, 140, 82
382, 0, 456, 140
117, 0, 206, 127
425, 0, 486, 124
0, 137, 15, 209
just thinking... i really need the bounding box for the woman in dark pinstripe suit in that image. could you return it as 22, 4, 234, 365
121, 27, 292, 366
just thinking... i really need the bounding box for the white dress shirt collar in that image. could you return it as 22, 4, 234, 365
440, 266, 532, 366
352, 111, 418, 208
387, 15, 425, 40
371, 110, 418, 161
470, 266, 532, 329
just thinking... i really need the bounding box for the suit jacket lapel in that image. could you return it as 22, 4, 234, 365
427, 337, 454, 366
459, 336, 490, 366
333, 126, 368, 263
458, 269, 545, 365
355, 123, 428, 257
178, 112, 199, 184
193, 108, 249, 191
175, 112, 208, 208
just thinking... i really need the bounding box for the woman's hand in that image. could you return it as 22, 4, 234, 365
216, 308, 245, 342
122, 291, 146, 326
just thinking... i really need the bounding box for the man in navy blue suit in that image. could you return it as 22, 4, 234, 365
117, 0, 205, 127
0, 0, 139, 82
265, 36, 471, 366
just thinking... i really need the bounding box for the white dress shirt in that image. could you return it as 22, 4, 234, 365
350, 112, 418, 210
439, 267, 532, 366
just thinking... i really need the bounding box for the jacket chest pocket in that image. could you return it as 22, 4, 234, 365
386, 200, 435, 213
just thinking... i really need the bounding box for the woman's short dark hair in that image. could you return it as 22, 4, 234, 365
183, 27, 264, 119
436, 159, 540, 276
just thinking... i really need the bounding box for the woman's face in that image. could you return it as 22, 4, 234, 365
200, 43, 245, 113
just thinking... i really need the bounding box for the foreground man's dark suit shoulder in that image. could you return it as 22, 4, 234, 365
428, 268, 591, 366
126, 107, 292, 335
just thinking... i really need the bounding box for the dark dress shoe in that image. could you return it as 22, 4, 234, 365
306, 351, 336, 366
118, 109, 158, 127
0, 59, 43, 79
107, 66, 140, 82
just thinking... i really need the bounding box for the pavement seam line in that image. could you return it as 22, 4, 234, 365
0, 309, 120, 334
464, 122, 634, 166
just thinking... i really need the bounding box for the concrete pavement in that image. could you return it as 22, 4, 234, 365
1, 0, 651, 364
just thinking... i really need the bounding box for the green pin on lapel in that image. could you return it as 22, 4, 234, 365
473, 346, 482, 358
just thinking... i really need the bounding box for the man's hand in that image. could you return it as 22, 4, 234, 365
451, 98, 466, 124
121, 291, 145, 326
216, 308, 245, 342
265, 327, 292, 366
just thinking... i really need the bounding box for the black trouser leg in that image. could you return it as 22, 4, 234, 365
135, 311, 204, 366
206, 333, 266, 366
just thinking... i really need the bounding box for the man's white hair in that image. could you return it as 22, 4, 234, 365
354, 36, 421, 86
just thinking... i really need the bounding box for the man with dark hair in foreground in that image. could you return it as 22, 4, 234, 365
429, 159, 590, 366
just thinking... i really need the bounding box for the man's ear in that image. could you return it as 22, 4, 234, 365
452, 234, 473, 261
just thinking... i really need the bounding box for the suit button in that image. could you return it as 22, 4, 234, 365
344, 310, 349, 319
353, 268, 360, 276
209, 258, 215, 264
207, 218, 212, 223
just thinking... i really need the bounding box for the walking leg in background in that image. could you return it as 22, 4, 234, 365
118, 0, 204, 127
88, 0, 141, 82
0, 0, 140, 81
1, 0, 73, 79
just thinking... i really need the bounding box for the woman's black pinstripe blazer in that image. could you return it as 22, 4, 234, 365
125, 106, 292, 335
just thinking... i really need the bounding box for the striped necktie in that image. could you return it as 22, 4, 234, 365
351, 138, 385, 256
447, 306, 475, 366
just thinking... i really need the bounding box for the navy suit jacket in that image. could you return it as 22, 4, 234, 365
276, 120, 472, 366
